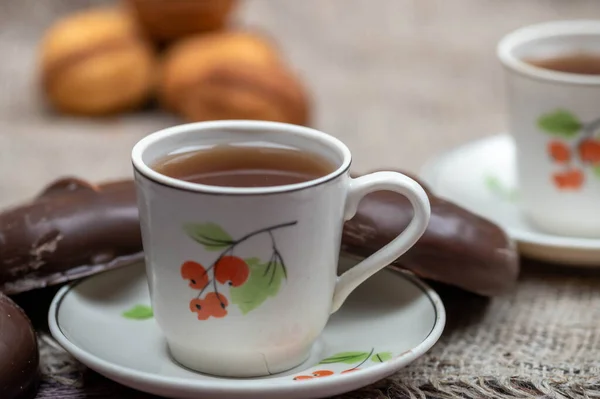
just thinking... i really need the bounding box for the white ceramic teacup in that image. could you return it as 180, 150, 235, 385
498, 20, 600, 238
131, 120, 430, 377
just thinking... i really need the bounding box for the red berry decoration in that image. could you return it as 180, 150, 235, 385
312, 370, 334, 377
215, 256, 250, 287
181, 261, 209, 289
189, 293, 229, 320
568, 169, 584, 188
578, 138, 600, 164
548, 141, 571, 163
293, 375, 314, 380
203, 292, 229, 318
189, 298, 211, 320
553, 168, 584, 190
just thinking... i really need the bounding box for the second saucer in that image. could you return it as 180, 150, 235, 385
420, 133, 600, 266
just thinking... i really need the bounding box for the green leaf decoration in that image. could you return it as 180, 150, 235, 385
371, 352, 392, 363
122, 305, 153, 320
484, 175, 501, 191
484, 175, 518, 202
593, 165, 600, 178
230, 258, 286, 314
183, 222, 233, 251
537, 109, 582, 138
318, 351, 370, 365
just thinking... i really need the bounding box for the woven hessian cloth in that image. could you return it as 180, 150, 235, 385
2, 1, 600, 398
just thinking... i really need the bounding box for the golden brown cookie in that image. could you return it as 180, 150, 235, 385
39, 7, 157, 116
125, 0, 239, 43
159, 31, 311, 125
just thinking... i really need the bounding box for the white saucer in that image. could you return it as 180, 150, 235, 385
421, 133, 600, 266
48, 256, 445, 399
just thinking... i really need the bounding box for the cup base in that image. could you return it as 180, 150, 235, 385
167, 340, 312, 377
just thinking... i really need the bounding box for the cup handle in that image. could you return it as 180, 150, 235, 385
331, 171, 431, 313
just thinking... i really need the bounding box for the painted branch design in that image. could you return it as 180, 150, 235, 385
180, 221, 297, 320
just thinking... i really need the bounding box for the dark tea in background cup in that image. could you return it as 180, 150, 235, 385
525, 52, 600, 75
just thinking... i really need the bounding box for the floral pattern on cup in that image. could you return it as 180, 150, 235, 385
538, 109, 600, 190
292, 349, 392, 380
181, 221, 297, 320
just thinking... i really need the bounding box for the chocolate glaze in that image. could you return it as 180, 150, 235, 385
343, 170, 520, 296
0, 292, 39, 399
0, 172, 518, 296
0, 177, 143, 294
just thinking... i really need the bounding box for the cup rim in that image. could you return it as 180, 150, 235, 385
131, 120, 352, 195
497, 19, 600, 85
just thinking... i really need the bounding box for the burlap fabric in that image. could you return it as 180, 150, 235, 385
2, 1, 600, 398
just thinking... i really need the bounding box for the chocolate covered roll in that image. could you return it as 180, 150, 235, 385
342, 170, 519, 296
0, 172, 518, 296
0, 177, 143, 294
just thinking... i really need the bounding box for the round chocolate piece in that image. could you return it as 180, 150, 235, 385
0, 293, 39, 399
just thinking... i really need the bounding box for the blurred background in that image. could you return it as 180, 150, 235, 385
1, 0, 599, 208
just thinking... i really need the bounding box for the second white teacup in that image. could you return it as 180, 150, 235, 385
498, 20, 600, 238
